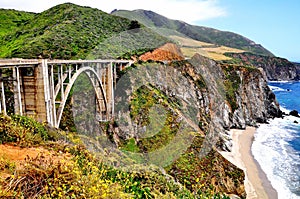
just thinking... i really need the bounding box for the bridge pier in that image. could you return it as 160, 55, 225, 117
0, 81, 6, 115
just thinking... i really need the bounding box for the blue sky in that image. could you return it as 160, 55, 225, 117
1, 0, 299, 61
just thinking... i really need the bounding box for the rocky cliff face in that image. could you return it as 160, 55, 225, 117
188, 54, 282, 149
225, 52, 299, 81
111, 51, 281, 198
294, 62, 300, 77
129, 47, 282, 148
221, 63, 282, 128
178, 54, 282, 129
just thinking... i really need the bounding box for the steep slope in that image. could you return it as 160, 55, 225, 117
294, 62, 300, 76
0, 3, 169, 59
112, 9, 274, 57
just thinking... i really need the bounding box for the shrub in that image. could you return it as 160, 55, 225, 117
0, 114, 54, 146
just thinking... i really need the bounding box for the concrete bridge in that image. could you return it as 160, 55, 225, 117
0, 59, 132, 128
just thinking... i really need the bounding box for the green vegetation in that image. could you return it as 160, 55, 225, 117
166, 136, 245, 198
0, 3, 169, 59
0, 114, 55, 146
221, 64, 242, 111
0, 9, 34, 37
124, 85, 181, 153
0, 113, 234, 198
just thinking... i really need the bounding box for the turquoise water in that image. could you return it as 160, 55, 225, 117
252, 82, 300, 199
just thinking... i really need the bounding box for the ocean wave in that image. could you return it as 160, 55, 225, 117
280, 106, 291, 114
252, 116, 300, 199
269, 85, 291, 92
268, 80, 300, 83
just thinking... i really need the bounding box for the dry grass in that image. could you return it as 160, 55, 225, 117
170, 35, 245, 61
202, 46, 245, 54
170, 35, 214, 47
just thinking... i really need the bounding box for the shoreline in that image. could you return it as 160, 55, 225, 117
220, 127, 278, 199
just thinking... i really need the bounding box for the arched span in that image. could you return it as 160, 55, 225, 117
55, 66, 108, 128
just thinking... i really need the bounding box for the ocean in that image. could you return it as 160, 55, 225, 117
252, 82, 300, 199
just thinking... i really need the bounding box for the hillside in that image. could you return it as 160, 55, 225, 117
112, 9, 300, 80
0, 9, 34, 37
112, 9, 274, 57
169, 35, 245, 60
0, 3, 169, 59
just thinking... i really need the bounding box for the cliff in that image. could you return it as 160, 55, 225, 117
294, 62, 300, 77
182, 54, 282, 151
225, 52, 299, 81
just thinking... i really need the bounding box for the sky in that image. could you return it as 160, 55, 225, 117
1, 0, 299, 61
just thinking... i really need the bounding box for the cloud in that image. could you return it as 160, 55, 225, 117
0, 0, 226, 24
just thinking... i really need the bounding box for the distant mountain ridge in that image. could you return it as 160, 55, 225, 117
112, 9, 300, 81
112, 9, 274, 57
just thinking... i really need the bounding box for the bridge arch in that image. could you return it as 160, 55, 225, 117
55, 66, 108, 128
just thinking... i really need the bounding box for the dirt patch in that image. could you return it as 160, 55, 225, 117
139, 43, 184, 62
0, 144, 70, 179
0, 144, 49, 162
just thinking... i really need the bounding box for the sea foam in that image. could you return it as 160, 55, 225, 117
252, 116, 300, 199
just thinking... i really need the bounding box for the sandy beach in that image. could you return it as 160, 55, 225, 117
220, 127, 278, 199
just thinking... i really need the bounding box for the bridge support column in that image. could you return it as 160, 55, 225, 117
0, 81, 6, 115
49, 65, 57, 127
106, 62, 114, 119
40, 59, 54, 126
13, 67, 23, 116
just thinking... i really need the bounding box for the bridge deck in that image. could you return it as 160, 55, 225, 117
0, 59, 133, 67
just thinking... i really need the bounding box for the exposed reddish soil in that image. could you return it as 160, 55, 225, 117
0, 144, 49, 162
0, 144, 70, 179
139, 43, 185, 62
